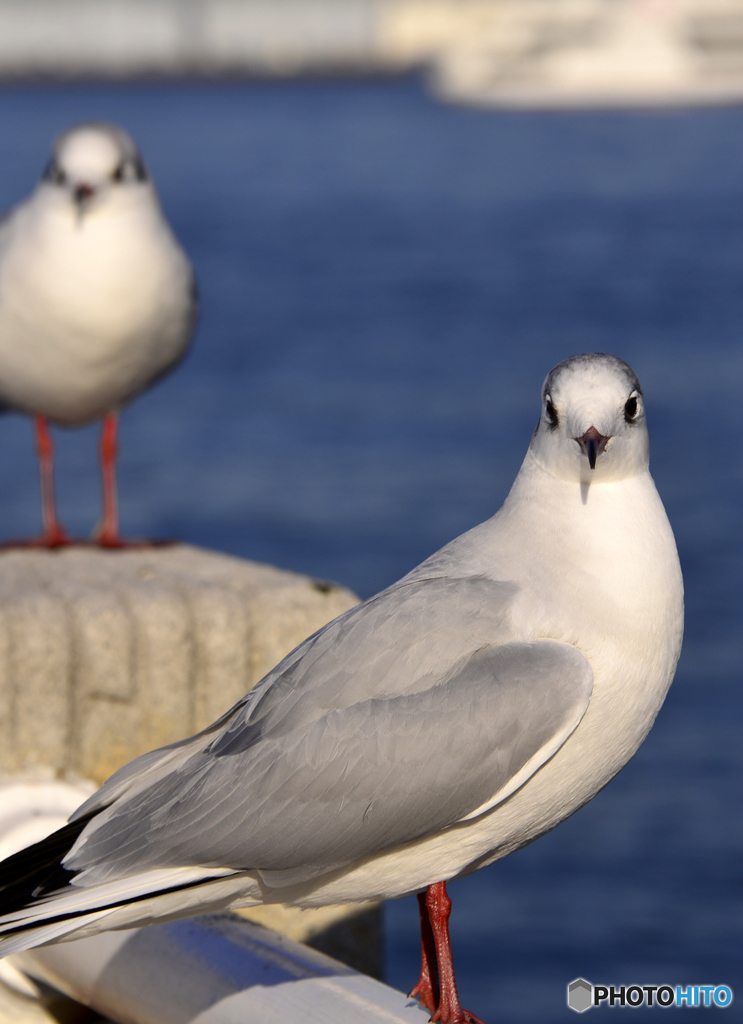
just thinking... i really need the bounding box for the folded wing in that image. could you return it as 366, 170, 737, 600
64, 577, 593, 881
0, 575, 593, 953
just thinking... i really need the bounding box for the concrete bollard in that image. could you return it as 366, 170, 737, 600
0, 544, 358, 784
0, 547, 391, 1016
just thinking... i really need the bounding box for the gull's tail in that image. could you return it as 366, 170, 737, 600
0, 817, 247, 958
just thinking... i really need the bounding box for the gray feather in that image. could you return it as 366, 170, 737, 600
66, 576, 592, 885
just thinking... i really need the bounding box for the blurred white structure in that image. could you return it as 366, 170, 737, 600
1, 0, 743, 107
427, 0, 743, 107
0, 0, 381, 76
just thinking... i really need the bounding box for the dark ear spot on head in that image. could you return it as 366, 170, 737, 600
545, 395, 559, 430
42, 159, 66, 186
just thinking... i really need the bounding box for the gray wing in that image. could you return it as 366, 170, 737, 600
66, 577, 593, 882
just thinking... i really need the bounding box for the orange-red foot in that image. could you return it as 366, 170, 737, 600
410, 977, 487, 1024
0, 526, 75, 549
410, 977, 437, 1017
92, 531, 177, 550
443, 1010, 487, 1024
425, 1004, 488, 1024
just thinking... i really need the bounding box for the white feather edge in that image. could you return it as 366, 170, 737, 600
0, 908, 116, 957
0, 866, 248, 960
0, 869, 254, 958
0, 865, 235, 927
458, 705, 589, 822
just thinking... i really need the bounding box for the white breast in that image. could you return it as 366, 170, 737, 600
0, 187, 193, 424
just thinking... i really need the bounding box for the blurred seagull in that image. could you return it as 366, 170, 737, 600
0, 123, 196, 546
0, 355, 683, 1024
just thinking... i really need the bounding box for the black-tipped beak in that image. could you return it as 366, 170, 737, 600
576, 426, 609, 470
73, 183, 95, 206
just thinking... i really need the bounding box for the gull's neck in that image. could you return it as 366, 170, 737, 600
408, 447, 677, 594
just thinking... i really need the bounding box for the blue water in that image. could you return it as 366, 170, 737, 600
0, 78, 739, 1021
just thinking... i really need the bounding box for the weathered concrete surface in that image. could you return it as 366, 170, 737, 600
0, 541, 383, 1014
0, 544, 358, 784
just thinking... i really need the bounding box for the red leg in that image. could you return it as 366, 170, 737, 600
416, 882, 487, 1024
410, 889, 440, 1015
95, 413, 122, 547
91, 412, 175, 549
33, 417, 71, 547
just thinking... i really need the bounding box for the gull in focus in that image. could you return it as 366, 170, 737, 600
0, 122, 196, 546
0, 354, 683, 1023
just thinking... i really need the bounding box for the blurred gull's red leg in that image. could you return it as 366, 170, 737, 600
92, 412, 175, 549
96, 413, 122, 547
34, 416, 71, 547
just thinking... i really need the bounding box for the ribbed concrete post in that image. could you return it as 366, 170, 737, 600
0, 544, 358, 783
0, 546, 387, 1020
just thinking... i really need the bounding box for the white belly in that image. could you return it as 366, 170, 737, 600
0, 197, 193, 424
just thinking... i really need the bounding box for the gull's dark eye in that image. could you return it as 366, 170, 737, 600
624, 394, 639, 422
545, 395, 558, 429
42, 159, 66, 186
112, 157, 148, 183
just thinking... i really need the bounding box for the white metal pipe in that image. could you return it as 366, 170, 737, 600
0, 780, 428, 1024
13, 915, 428, 1024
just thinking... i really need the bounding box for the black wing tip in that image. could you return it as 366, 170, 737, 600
0, 812, 97, 917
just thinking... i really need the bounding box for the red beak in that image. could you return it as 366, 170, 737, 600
73, 183, 95, 205
576, 426, 609, 470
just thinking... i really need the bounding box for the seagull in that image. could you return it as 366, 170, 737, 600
0, 122, 196, 547
0, 354, 683, 1023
